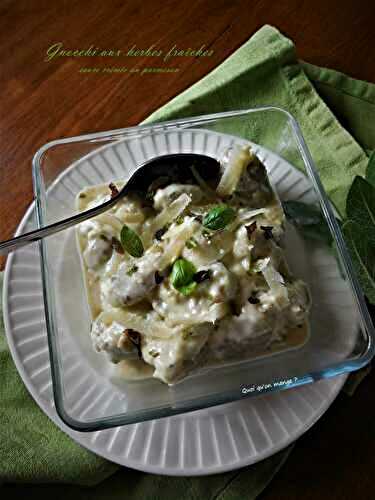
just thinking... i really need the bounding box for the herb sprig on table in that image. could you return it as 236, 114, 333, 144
283, 152, 375, 305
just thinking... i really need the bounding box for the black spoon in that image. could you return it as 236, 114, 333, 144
0, 153, 221, 255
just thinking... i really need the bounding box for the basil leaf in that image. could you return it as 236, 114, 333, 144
170, 258, 196, 290
203, 205, 235, 230
346, 176, 375, 246
366, 151, 375, 188
343, 220, 375, 304
179, 281, 198, 296
120, 225, 144, 258
282, 200, 332, 245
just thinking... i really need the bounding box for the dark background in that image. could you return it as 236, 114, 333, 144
0, 1, 374, 498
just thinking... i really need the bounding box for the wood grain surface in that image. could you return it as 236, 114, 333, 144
1, 0, 374, 497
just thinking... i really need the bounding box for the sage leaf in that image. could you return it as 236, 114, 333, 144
282, 200, 322, 226
170, 258, 196, 293
203, 205, 235, 230
120, 225, 144, 258
282, 200, 332, 245
346, 176, 375, 246
343, 220, 375, 304
366, 151, 375, 188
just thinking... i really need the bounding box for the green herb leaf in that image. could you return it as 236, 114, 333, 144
126, 264, 138, 276
145, 190, 155, 201
179, 281, 198, 296
120, 225, 144, 258
170, 258, 196, 293
282, 201, 322, 225
343, 220, 375, 304
186, 237, 199, 249
282, 201, 332, 245
202, 205, 236, 230
346, 176, 375, 246
366, 151, 375, 188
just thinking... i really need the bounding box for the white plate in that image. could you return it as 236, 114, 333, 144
3, 128, 347, 475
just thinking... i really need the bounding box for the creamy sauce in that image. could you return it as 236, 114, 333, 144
76, 145, 311, 384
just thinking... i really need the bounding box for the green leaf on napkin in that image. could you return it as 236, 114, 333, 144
342, 220, 375, 303
282, 200, 332, 245
282, 200, 322, 225
366, 151, 375, 187
346, 176, 375, 246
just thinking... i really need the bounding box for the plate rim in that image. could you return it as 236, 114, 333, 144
3, 129, 348, 475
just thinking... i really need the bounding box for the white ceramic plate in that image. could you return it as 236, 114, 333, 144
3, 128, 347, 475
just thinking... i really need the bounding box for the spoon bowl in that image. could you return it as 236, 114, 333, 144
0, 153, 221, 255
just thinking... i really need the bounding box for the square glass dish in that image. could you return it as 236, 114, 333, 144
32, 107, 375, 431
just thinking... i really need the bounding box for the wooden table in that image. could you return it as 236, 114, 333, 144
1, 1, 374, 498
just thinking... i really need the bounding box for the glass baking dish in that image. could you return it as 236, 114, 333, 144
32, 107, 375, 431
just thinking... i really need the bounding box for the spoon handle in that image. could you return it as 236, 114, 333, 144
0, 201, 113, 256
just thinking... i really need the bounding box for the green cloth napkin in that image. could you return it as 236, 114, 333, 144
145, 26, 371, 217
1, 24, 374, 498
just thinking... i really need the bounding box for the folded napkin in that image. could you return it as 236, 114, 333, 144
1, 24, 374, 498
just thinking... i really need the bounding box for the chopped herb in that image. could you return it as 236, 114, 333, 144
135, 189, 153, 208
79, 193, 87, 199
193, 269, 212, 283
182, 330, 193, 340
126, 264, 138, 276
203, 205, 236, 230
99, 234, 109, 241
149, 349, 160, 358
248, 295, 260, 304
154, 226, 167, 241
120, 225, 144, 258
111, 237, 124, 254
145, 190, 155, 202
124, 329, 142, 359
202, 229, 211, 239
245, 221, 257, 239
186, 237, 199, 249
154, 270, 164, 285
260, 225, 274, 240
175, 215, 184, 225
109, 182, 119, 199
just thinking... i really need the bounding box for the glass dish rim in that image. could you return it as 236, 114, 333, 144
32, 105, 375, 431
